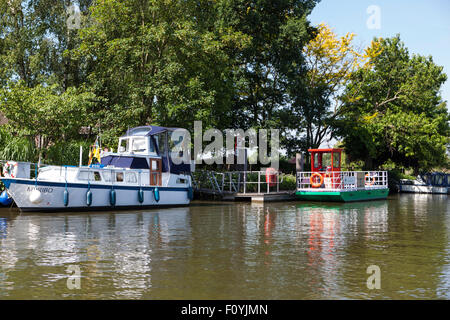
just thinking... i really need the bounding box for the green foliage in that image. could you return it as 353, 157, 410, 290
0, 0, 93, 89
279, 174, 297, 190
221, 0, 318, 132
0, 127, 37, 162
74, 0, 255, 145
46, 140, 91, 166
0, 1, 447, 177
0, 82, 96, 150
1, 0, 319, 158
335, 36, 449, 173
283, 24, 382, 155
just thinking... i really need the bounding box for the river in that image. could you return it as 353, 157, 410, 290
0, 193, 449, 299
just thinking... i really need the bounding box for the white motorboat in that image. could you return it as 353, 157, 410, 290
0, 126, 194, 212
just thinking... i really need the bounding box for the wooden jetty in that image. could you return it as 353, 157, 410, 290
191, 170, 296, 202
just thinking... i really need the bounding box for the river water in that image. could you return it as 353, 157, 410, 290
0, 194, 449, 300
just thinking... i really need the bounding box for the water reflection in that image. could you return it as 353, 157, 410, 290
0, 194, 448, 299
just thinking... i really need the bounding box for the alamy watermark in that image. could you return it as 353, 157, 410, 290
366, 265, 381, 289
170, 121, 280, 169
366, 5, 381, 30
66, 265, 81, 290
67, 4, 81, 30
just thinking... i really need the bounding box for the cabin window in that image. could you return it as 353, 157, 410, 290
119, 138, 129, 153
151, 159, 160, 170
150, 138, 156, 153
169, 131, 186, 159
176, 178, 187, 184
78, 170, 101, 181
155, 132, 167, 155
322, 153, 331, 168
125, 172, 137, 183
131, 138, 147, 153
102, 171, 112, 182
314, 153, 319, 168
116, 172, 124, 182
333, 152, 340, 168
169, 131, 184, 149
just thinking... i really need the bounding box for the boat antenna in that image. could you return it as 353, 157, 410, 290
99, 122, 102, 150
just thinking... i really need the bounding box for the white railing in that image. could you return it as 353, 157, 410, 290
296, 171, 388, 191
192, 170, 285, 194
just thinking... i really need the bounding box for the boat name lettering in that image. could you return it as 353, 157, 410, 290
27, 187, 53, 193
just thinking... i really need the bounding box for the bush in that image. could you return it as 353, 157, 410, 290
280, 174, 296, 190
0, 128, 37, 162
45, 140, 92, 166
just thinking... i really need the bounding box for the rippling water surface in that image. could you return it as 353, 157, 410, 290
0, 194, 449, 299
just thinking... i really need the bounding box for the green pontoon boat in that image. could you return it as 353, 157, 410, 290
295, 148, 389, 202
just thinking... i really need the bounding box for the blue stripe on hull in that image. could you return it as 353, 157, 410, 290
0, 178, 189, 192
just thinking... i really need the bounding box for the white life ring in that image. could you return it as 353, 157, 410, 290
2, 161, 18, 178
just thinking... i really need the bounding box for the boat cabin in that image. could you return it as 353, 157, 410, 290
309, 148, 342, 173
100, 126, 192, 180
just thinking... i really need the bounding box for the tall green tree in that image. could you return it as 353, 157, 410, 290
335, 36, 449, 173
217, 0, 318, 132
283, 24, 382, 155
0, 81, 95, 159
0, 0, 92, 88
74, 0, 249, 145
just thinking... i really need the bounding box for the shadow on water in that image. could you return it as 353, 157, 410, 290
0, 193, 449, 299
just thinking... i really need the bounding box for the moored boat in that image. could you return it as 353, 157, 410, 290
399, 172, 449, 194
295, 148, 389, 202
0, 126, 194, 212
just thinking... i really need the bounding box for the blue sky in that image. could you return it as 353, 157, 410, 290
309, 0, 450, 107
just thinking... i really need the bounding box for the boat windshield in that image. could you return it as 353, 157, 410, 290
333, 152, 340, 168
131, 137, 147, 153
322, 153, 331, 167
119, 138, 129, 153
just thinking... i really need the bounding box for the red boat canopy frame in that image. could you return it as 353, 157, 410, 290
308, 148, 343, 172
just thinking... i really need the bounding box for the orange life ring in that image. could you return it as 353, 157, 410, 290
310, 173, 323, 188
365, 174, 375, 186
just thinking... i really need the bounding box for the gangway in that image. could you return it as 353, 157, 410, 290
190, 170, 295, 202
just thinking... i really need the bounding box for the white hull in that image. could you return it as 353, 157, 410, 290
2, 178, 190, 211
400, 184, 449, 194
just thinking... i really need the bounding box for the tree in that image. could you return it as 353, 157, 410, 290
0, 0, 93, 89
217, 0, 318, 133
335, 36, 449, 173
283, 23, 382, 155
74, 0, 249, 145
0, 81, 95, 160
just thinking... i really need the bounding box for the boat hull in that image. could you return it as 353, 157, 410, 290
399, 184, 448, 194
1, 178, 190, 212
295, 188, 389, 202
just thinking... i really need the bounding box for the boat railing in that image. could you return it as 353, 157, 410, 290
0, 161, 167, 187
296, 171, 388, 191
192, 170, 286, 194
